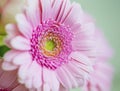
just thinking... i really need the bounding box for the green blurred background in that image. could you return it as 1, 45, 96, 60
70, 0, 120, 91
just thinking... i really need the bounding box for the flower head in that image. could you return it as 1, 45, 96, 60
3, 0, 95, 90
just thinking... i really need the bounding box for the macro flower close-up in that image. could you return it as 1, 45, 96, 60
2, 0, 95, 90
0, 0, 118, 91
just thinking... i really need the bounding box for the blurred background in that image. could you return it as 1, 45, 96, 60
71, 0, 120, 91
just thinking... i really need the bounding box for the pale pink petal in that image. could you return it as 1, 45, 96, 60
51, 0, 64, 20
32, 62, 42, 89
2, 61, 18, 71
43, 84, 50, 91
25, 61, 42, 89
80, 22, 95, 37
12, 85, 28, 91
25, 0, 41, 27
71, 23, 95, 57
56, 0, 71, 22
69, 52, 92, 68
3, 50, 20, 62
41, 0, 52, 21
63, 2, 83, 27
43, 68, 60, 91
67, 61, 85, 80
10, 36, 31, 51
84, 62, 113, 91
25, 78, 33, 89
5, 24, 20, 37
70, 23, 81, 34
56, 67, 72, 89
15, 14, 32, 38
95, 30, 113, 61
13, 52, 32, 65
72, 23, 95, 42
72, 40, 95, 51
18, 61, 32, 82
56, 52, 92, 89
5, 24, 20, 47
18, 61, 42, 89
59, 66, 78, 88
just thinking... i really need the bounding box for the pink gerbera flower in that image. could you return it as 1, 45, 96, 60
0, 59, 28, 91
3, 0, 95, 90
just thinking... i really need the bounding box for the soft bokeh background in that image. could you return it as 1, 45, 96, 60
70, 0, 120, 91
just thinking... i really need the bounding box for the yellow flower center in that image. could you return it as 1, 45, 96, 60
44, 39, 56, 51
40, 32, 62, 57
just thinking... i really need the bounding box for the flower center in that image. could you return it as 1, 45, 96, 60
45, 39, 56, 51
40, 31, 62, 57
30, 19, 73, 70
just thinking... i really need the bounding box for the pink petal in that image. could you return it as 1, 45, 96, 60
10, 36, 31, 51
25, 61, 42, 89
56, 61, 85, 89
18, 61, 42, 89
71, 22, 95, 38
51, 0, 64, 20
43, 84, 50, 91
70, 23, 81, 34
32, 62, 42, 89
25, 78, 33, 89
84, 62, 113, 91
25, 0, 41, 27
69, 52, 92, 67
56, 67, 72, 89
15, 14, 32, 38
95, 30, 113, 61
3, 50, 20, 62
56, 0, 71, 22
13, 52, 32, 65
80, 22, 95, 36
41, 0, 52, 21
5, 24, 20, 47
67, 61, 85, 81
60, 66, 78, 87
18, 61, 32, 82
43, 68, 60, 91
63, 2, 83, 27
12, 85, 28, 91
72, 40, 95, 51
2, 61, 18, 71
5, 24, 20, 37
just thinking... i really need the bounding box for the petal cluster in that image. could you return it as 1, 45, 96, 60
1, 0, 113, 91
